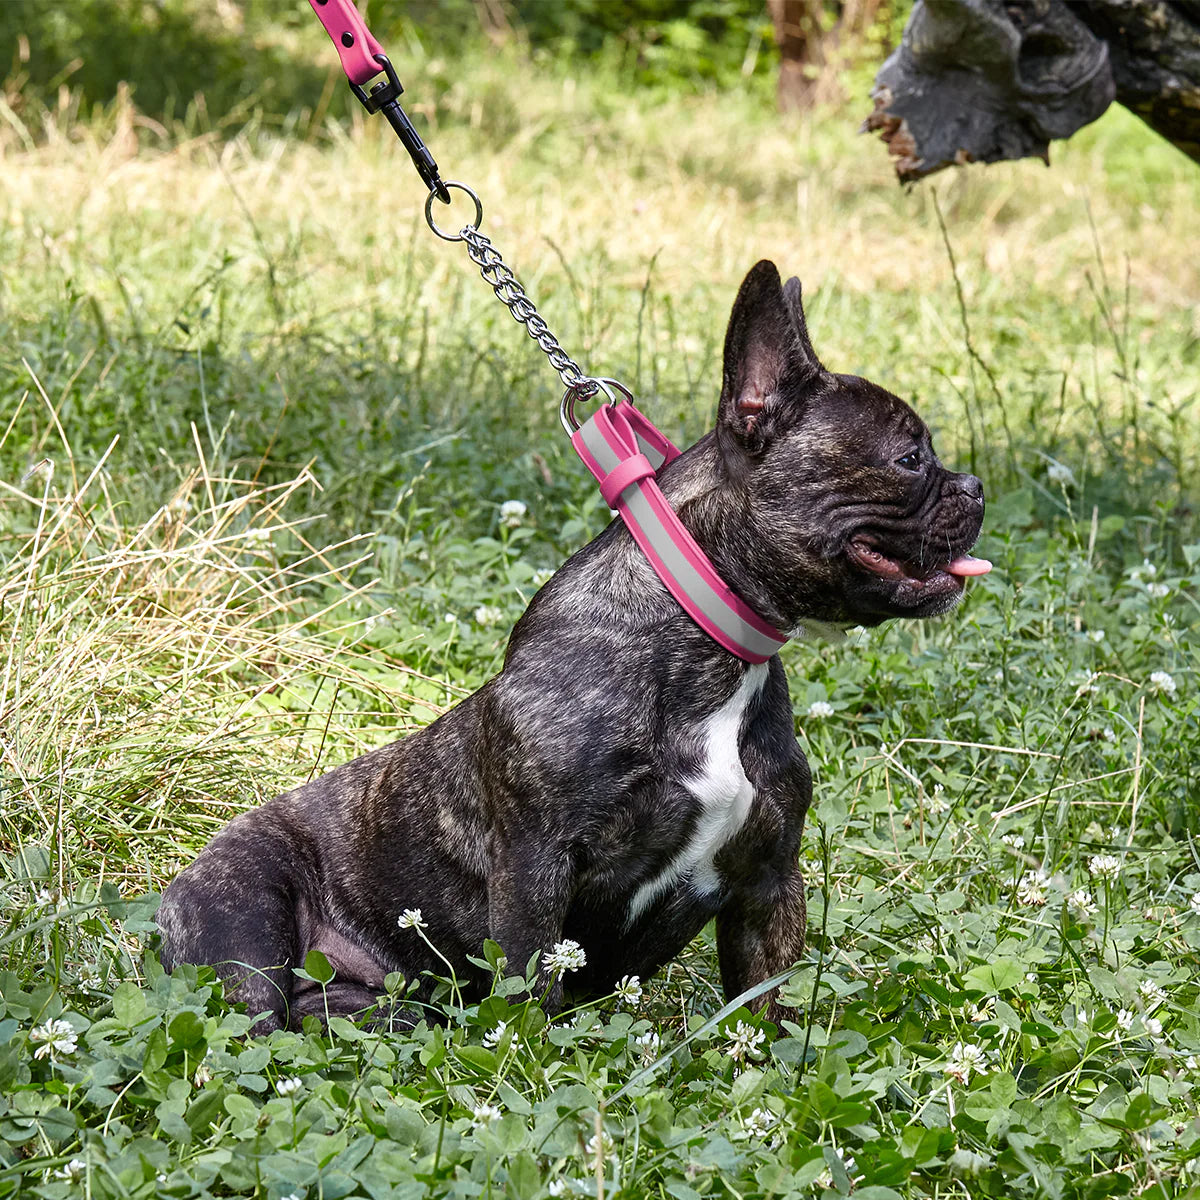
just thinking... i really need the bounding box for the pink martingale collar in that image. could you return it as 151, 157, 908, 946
571, 400, 789, 664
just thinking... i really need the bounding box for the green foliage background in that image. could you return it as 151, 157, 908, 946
0, 0, 796, 126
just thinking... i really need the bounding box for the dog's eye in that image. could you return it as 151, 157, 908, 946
895, 451, 921, 471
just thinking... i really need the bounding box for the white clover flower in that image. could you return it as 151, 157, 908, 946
1115, 1008, 1134, 1032
474, 604, 503, 627
1087, 628, 1106, 643
1067, 888, 1098, 919
1129, 559, 1158, 582
499, 499, 528, 528
814, 1167, 834, 1190
806, 700, 835, 719
281, 1193, 304, 1200
276, 1076, 303, 1097
37, 887, 68, 910
1149, 670, 1178, 697
532, 568, 554, 587
944, 1041, 989, 1084
726, 1020, 767, 1064
443, 613, 457, 623
1075, 1008, 1090, 1026
397, 908, 427, 930
547, 1182, 568, 1197
1139, 980, 1167, 1010
544, 939, 587, 974
241, 527, 274, 549
1017, 869, 1048, 907
614, 975, 643, 1005
837, 1150, 863, 1183
30, 1019, 77, 1060
1145, 1016, 1164, 1038
1046, 460, 1076, 487
966, 998, 995, 1023
633, 1030, 661, 1063
193, 1061, 214, 1087
1000, 833, 1026, 851
739, 1107, 777, 1138
585, 1130, 615, 1159
482, 1022, 507, 1049
1101, 727, 1116, 744
52, 1158, 87, 1181
1074, 672, 1100, 698
472, 1102, 503, 1129
1190, 893, 1200, 916
927, 784, 950, 815
1147, 582, 1170, 599
1089, 854, 1121, 881
1185, 1055, 1199, 1071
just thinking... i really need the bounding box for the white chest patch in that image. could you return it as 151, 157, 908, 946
625, 663, 768, 926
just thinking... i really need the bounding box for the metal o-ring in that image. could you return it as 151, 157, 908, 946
560, 377, 628, 435
596, 378, 634, 406
425, 182, 484, 241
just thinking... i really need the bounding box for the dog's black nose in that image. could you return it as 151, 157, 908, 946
956, 474, 984, 503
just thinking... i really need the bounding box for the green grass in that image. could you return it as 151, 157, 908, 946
2, 28, 1200, 1200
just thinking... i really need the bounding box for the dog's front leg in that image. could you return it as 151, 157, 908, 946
716, 859, 807, 1026
486, 843, 574, 1012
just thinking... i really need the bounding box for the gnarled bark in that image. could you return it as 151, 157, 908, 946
864, 0, 1200, 182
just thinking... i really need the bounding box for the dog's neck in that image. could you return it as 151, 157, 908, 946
575, 430, 852, 652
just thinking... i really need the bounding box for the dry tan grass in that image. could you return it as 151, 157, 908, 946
0, 382, 440, 891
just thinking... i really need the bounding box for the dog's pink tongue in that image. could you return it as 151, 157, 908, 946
945, 555, 992, 577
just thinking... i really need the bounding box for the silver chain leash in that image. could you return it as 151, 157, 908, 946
426, 183, 604, 424
460, 226, 595, 396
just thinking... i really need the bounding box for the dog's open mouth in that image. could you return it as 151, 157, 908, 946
847, 536, 992, 590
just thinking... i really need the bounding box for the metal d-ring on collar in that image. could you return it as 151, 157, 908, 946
560, 377, 627, 437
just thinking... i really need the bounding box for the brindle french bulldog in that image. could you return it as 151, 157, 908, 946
157, 260, 988, 1031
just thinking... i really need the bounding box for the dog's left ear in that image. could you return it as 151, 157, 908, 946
717, 260, 825, 456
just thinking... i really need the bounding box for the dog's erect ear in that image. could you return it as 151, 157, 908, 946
781, 274, 820, 367
718, 260, 824, 455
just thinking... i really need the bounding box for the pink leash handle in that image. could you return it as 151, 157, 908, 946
572, 401, 788, 664
308, 0, 386, 87
307, 0, 449, 200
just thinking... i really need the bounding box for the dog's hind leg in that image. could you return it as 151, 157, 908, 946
157, 811, 313, 1033
288, 923, 394, 1029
